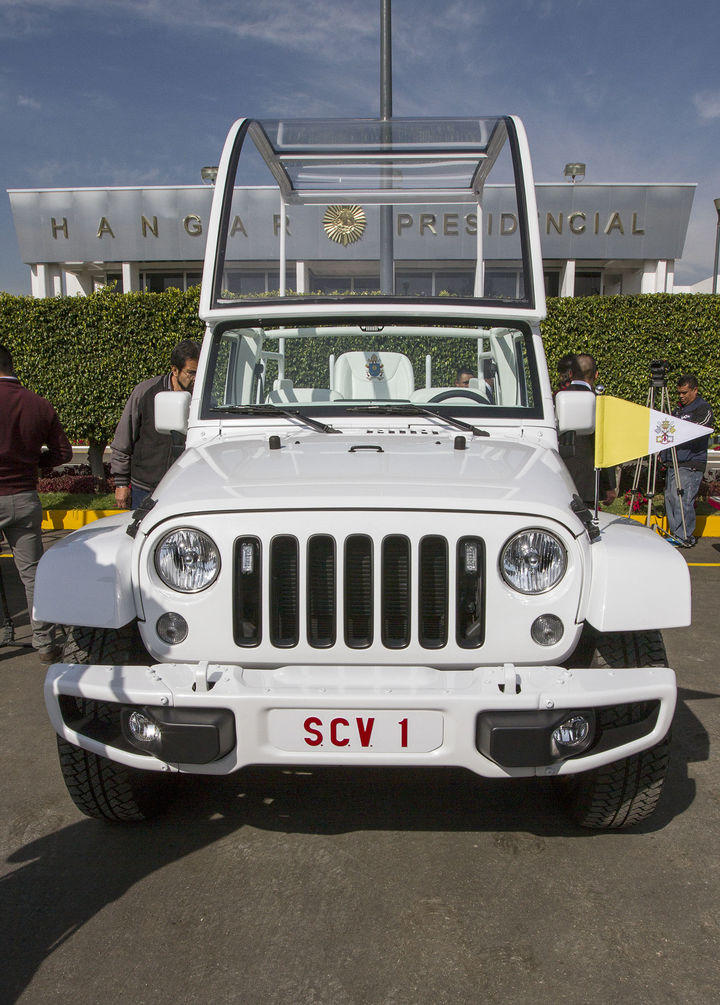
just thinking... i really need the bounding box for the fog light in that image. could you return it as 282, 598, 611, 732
127, 711, 162, 746
531, 614, 564, 646
552, 714, 593, 753
157, 612, 188, 644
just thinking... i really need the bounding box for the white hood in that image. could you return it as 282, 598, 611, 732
147, 430, 584, 534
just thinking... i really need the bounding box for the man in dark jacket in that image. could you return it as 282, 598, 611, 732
111, 339, 201, 509
664, 373, 714, 548
0, 344, 72, 661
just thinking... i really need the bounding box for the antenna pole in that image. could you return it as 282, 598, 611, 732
380, 0, 394, 294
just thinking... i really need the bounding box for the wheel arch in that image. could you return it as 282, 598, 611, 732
34, 514, 140, 628
584, 517, 691, 632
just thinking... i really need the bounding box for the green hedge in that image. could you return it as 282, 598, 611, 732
0, 287, 203, 448
541, 294, 720, 419
1, 289, 718, 450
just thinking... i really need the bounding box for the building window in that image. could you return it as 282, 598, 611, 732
395, 272, 432, 296
309, 273, 380, 294
574, 271, 602, 297
484, 267, 518, 297
225, 270, 282, 294
104, 272, 123, 292
143, 273, 184, 293
139, 271, 204, 293
395, 269, 474, 296
435, 271, 474, 296
543, 271, 560, 298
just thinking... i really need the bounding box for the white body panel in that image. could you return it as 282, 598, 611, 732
34, 514, 138, 628
586, 514, 691, 630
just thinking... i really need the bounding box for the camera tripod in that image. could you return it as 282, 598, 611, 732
627, 369, 687, 539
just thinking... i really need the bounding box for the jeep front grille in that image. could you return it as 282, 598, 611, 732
233, 533, 485, 652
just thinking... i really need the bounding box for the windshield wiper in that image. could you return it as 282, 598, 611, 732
343, 404, 489, 437
209, 405, 340, 434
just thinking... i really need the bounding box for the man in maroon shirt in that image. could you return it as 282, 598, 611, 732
0, 345, 72, 661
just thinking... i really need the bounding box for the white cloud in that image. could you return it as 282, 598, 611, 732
693, 90, 720, 120
0, 0, 488, 63
17, 94, 41, 109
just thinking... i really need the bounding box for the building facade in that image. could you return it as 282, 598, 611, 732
8, 182, 695, 299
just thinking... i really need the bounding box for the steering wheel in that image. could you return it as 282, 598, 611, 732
427, 389, 490, 405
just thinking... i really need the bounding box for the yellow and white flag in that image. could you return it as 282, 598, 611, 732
594, 395, 714, 468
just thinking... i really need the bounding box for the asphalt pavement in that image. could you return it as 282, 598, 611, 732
1, 532, 719, 1004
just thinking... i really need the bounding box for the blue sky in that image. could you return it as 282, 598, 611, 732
1, 0, 719, 292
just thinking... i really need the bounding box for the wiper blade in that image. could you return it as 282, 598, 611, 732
343, 403, 489, 437
209, 405, 340, 434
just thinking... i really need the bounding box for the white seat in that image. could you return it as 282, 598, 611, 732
332, 351, 415, 400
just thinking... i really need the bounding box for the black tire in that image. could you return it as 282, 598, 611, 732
564, 628, 671, 830
62, 622, 149, 665
57, 622, 171, 822
57, 735, 172, 822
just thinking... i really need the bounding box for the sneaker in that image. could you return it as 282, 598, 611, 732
665, 533, 685, 547
36, 643, 61, 664
0, 621, 14, 647
680, 536, 697, 549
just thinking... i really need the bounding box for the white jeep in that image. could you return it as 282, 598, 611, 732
36, 115, 689, 827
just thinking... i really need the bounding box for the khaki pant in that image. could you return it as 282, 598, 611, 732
0, 491, 54, 649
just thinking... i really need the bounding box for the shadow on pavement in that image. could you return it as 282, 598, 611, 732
2, 688, 706, 1002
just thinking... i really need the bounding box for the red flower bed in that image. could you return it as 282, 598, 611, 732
37, 463, 115, 494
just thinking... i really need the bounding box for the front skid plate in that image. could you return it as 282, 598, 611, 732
45, 662, 676, 778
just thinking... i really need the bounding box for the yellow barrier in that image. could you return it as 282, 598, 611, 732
42, 509, 123, 530
41, 508, 720, 536
628, 512, 720, 536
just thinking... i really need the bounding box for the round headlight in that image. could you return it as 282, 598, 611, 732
154, 528, 220, 593
500, 530, 567, 594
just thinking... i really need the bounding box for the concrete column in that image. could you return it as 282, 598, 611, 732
30, 264, 50, 298
664, 260, 675, 293
122, 261, 140, 292
641, 260, 658, 294
655, 260, 667, 294
64, 269, 93, 296
295, 261, 308, 294
559, 260, 575, 297
49, 268, 63, 296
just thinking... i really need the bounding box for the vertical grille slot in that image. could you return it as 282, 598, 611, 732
307, 535, 336, 648
344, 535, 373, 648
419, 536, 448, 649
382, 536, 411, 648
270, 536, 299, 647
233, 537, 261, 647
456, 537, 485, 648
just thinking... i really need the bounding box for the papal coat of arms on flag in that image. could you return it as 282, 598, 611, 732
366, 354, 385, 380
654, 418, 676, 445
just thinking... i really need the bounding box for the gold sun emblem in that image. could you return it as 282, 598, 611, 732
323, 205, 366, 246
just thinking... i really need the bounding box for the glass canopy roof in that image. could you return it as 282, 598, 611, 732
202, 114, 545, 319
246, 117, 508, 203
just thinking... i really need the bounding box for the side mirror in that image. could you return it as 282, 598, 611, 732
155, 390, 191, 435
555, 390, 596, 434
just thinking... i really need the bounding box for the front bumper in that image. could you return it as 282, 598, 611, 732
45, 662, 676, 778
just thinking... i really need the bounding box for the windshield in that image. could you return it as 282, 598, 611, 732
201, 323, 541, 419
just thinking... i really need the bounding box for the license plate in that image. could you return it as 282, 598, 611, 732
268, 709, 444, 753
